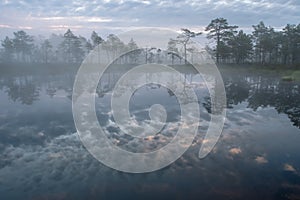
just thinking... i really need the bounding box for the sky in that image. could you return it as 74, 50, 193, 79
0, 0, 299, 39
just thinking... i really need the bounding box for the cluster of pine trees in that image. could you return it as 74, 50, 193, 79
204, 18, 300, 65
1, 18, 300, 66
0, 29, 138, 64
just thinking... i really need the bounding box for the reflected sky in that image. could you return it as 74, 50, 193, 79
0, 67, 300, 199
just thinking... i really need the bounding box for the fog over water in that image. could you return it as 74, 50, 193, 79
0, 65, 299, 199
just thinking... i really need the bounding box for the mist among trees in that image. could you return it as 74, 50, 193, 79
1, 18, 300, 67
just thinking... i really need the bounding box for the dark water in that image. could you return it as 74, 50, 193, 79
0, 67, 300, 200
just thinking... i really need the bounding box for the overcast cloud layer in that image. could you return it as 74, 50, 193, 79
0, 0, 299, 39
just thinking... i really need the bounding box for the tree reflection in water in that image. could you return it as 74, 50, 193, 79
0, 68, 299, 128
223, 71, 300, 128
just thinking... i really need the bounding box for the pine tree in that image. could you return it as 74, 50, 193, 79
1, 36, 14, 62
205, 18, 238, 63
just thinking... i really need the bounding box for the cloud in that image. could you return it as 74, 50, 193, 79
33, 16, 113, 23
229, 147, 242, 155
283, 163, 297, 172
49, 25, 84, 31
0, 24, 12, 28
255, 156, 268, 164
17, 26, 32, 29
0, 0, 299, 38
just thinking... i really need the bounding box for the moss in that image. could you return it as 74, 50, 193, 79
292, 71, 300, 81
282, 76, 294, 81
281, 70, 300, 81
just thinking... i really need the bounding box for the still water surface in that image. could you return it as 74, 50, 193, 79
0, 67, 299, 200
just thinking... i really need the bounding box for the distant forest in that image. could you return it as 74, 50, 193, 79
1, 18, 300, 67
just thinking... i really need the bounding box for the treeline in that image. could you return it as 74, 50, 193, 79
0, 29, 138, 64
204, 18, 300, 66
1, 17, 300, 66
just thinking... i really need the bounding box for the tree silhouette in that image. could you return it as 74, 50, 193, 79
252, 21, 275, 64
91, 31, 104, 48
127, 38, 139, 64
12, 30, 34, 62
0, 19, 299, 66
167, 38, 179, 65
206, 18, 238, 63
60, 29, 84, 63
176, 28, 202, 64
1, 36, 14, 62
41, 39, 52, 64
228, 30, 253, 64
282, 24, 300, 64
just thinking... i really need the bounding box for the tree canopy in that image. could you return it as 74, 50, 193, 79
1, 18, 300, 67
